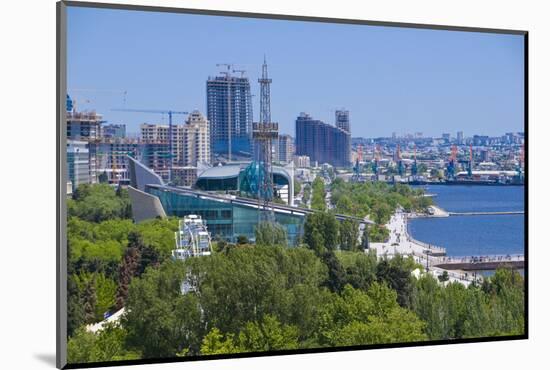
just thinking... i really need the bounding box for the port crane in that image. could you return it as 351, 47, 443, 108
467, 144, 474, 178
372, 144, 380, 175
396, 144, 404, 176
411, 144, 418, 177
111, 108, 189, 182
353, 144, 363, 182
446, 144, 458, 180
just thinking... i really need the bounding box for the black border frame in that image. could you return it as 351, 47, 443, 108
57, 1, 529, 369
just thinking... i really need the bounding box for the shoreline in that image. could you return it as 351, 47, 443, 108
369, 210, 477, 285
369, 205, 525, 285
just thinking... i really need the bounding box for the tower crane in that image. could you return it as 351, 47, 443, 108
68, 88, 128, 110
111, 108, 189, 183
467, 144, 474, 178
411, 144, 418, 177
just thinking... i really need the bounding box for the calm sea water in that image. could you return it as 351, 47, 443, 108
409, 185, 525, 257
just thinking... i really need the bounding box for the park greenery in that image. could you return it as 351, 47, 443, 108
311, 176, 327, 211
330, 179, 433, 242
66, 184, 524, 364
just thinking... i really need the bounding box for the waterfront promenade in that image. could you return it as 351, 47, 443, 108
368, 209, 523, 285
369, 210, 446, 258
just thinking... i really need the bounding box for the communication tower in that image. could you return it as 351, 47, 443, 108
253, 57, 278, 219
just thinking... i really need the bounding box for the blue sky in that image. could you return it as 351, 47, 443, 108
67, 6, 524, 137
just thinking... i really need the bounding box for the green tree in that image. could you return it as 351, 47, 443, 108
336, 250, 378, 291
311, 177, 326, 211
94, 273, 117, 321
98, 171, 109, 184
67, 276, 85, 337
83, 279, 97, 324
67, 328, 97, 363
255, 221, 288, 247
367, 224, 390, 243
376, 255, 416, 308
339, 219, 359, 252
303, 212, 339, 254
317, 284, 426, 347
200, 328, 239, 355
123, 262, 204, 358
69, 184, 132, 222
438, 270, 449, 282
236, 235, 249, 245
412, 269, 524, 340
67, 324, 140, 364
321, 251, 347, 293
115, 246, 140, 310
237, 314, 300, 352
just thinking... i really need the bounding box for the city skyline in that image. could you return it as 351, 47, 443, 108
68, 7, 524, 138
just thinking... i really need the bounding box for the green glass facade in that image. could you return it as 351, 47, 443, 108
146, 186, 304, 245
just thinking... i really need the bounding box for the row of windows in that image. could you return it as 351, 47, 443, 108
147, 187, 303, 244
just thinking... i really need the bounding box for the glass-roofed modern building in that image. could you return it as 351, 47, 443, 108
126, 156, 370, 245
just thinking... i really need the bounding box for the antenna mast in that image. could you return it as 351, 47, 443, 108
253, 56, 278, 221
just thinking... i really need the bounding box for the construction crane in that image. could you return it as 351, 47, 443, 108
216, 63, 234, 75
111, 108, 189, 183
396, 144, 404, 176
372, 144, 380, 175
467, 144, 474, 178
233, 69, 247, 77
353, 144, 363, 182
68, 88, 128, 110
447, 144, 458, 180
411, 144, 418, 177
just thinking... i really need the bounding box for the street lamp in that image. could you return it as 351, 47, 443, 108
425, 250, 431, 272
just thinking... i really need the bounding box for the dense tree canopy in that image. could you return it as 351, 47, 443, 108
65, 184, 524, 365
311, 176, 327, 211
330, 179, 432, 243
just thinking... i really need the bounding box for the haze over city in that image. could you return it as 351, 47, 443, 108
67, 7, 524, 138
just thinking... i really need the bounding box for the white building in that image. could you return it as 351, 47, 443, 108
293, 155, 311, 168
140, 123, 169, 143
139, 111, 210, 176
277, 134, 294, 163
181, 110, 211, 166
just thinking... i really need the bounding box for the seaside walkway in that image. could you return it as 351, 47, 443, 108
432, 254, 524, 270
368, 210, 524, 285
369, 210, 447, 258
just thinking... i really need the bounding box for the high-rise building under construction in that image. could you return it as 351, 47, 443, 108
335, 109, 350, 133
207, 69, 253, 161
